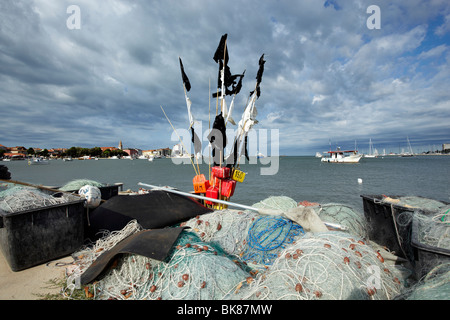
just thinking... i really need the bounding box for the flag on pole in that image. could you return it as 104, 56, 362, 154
207, 112, 227, 166
191, 127, 202, 156
179, 57, 201, 156
250, 54, 265, 98
179, 57, 191, 92
212, 34, 244, 98
213, 34, 228, 64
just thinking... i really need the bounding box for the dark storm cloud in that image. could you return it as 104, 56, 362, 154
0, 0, 449, 154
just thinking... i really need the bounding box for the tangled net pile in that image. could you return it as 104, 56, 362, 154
66, 220, 251, 300
241, 216, 305, 268
381, 196, 448, 211
0, 185, 76, 214
230, 231, 404, 300
59, 179, 105, 192
61, 195, 414, 300
315, 203, 368, 238
181, 209, 259, 256
414, 207, 450, 250
395, 263, 450, 300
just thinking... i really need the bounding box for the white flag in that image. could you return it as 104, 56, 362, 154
185, 95, 195, 127
226, 96, 236, 125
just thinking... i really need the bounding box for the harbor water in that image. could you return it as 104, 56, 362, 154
2, 155, 449, 213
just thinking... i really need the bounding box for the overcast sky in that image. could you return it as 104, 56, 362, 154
1, 0, 449, 155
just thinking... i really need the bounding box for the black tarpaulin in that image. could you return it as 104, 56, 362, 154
86, 190, 212, 240
80, 227, 187, 285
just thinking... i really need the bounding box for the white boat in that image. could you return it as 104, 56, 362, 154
63, 157, 73, 161
315, 152, 322, 158
256, 152, 265, 159
321, 148, 362, 163
364, 138, 378, 158
400, 136, 415, 157
171, 143, 192, 158
28, 157, 49, 165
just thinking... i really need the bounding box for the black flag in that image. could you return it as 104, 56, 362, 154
213, 34, 228, 64
231, 70, 245, 95
244, 134, 249, 161
179, 57, 191, 92
191, 127, 202, 156
250, 54, 265, 98
207, 113, 227, 166
212, 34, 243, 98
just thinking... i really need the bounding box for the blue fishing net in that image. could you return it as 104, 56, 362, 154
242, 215, 305, 266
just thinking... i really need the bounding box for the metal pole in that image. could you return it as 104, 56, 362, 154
138, 182, 257, 211
137, 182, 348, 231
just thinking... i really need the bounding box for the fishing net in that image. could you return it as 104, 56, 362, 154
60, 196, 421, 300
183, 197, 306, 271
60, 179, 105, 191
381, 196, 448, 211
395, 263, 450, 300
414, 207, 450, 249
0, 185, 77, 213
410, 207, 450, 279
252, 196, 298, 211
314, 203, 368, 238
65, 220, 251, 300
181, 209, 259, 256
228, 231, 406, 300
241, 216, 305, 269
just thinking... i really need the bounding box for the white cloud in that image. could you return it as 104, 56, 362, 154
0, 0, 449, 155
312, 95, 326, 104
435, 13, 450, 35
418, 44, 448, 59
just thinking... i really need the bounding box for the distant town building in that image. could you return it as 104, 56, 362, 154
443, 143, 450, 152
100, 147, 119, 152
10, 146, 27, 154
123, 148, 140, 158
118, 140, 123, 150
157, 147, 171, 157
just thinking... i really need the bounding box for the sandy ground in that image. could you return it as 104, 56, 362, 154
0, 250, 72, 300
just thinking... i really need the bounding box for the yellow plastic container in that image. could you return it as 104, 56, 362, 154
232, 169, 245, 183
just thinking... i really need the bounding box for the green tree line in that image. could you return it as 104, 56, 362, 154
24, 147, 128, 158
64, 147, 128, 158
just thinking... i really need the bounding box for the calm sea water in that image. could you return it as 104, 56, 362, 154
3, 155, 449, 213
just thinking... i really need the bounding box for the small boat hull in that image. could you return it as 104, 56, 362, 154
321, 150, 362, 163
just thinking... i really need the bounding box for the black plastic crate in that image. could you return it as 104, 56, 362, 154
0, 190, 85, 271
361, 195, 417, 261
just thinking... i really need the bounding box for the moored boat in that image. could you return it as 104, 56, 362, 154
321, 148, 362, 163
28, 157, 49, 165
